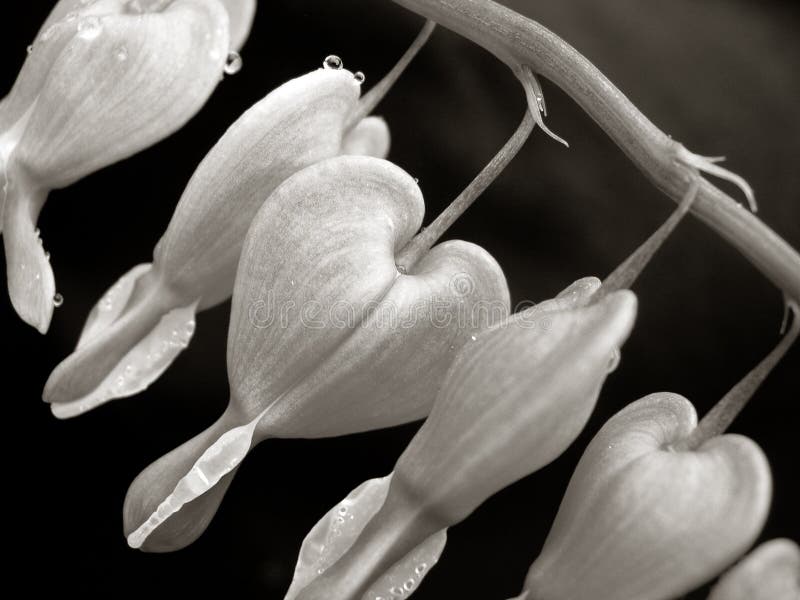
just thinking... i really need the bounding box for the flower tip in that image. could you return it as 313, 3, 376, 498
3, 225, 55, 334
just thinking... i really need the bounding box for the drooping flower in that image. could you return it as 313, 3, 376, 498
42, 22, 435, 418
287, 285, 637, 600
122, 155, 511, 552
0, 0, 255, 332
708, 538, 800, 600
512, 304, 798, 600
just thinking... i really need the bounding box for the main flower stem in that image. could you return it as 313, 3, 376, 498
390, 0, 800, 300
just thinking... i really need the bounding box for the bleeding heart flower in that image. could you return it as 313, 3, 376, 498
122, 154, 511, 552
43, 65, 389, 419
708, 538, 800, 600
513, 392, 772, 600
512, 301, 798, 600
0, 0, 249, 333
287, 285, 637, 600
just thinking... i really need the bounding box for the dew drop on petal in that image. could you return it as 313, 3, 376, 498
26, 44, 34, 54
414, 563, 427, 575
354, 71, 365, 84
223, 51, 242, 75
396, 264, 407, 275
115, 45, 129, 61
323, 55, 343, 70
53, 293, 64, 308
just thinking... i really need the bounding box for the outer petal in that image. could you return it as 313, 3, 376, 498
524, 393, 773, 600
219, 0, 256, 51
154, 69, 361, 307
226, 155, 425, 419
12, 0, 229, 188
708, 538, 800, 600
391, 290, 637, 525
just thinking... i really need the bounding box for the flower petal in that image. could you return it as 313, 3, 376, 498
285, 476, 446, 600
218, 0, 256, 51
522, 393, 772, 600
709, 538, 800, 600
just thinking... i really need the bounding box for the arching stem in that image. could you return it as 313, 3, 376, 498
396, 109, 534, 271
389, 0, 800, 301
345, 19, 436, 131
676, 300, 799, 451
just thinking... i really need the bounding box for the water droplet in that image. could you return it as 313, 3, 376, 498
316, 567, 325, 575
335, 516, 345, 524
124, 365, 134, 376
101, 297, 113, 311
403, 579, 415, 591
45, 252, 50, 261
390, 586, 404, 596
338, 506, 348, 515
115, 45, 129, 61
396, 265, 407, 275
606, 347, 621, 373
53, 293, 64, 307
414, 563, 427, 575
184, 321, 196, 336
26, 44, 34, 55
354, 71, 365, 84
323, 55, 343, 70
224, 51, 242, 75
470, 334, 477, 341
77, 16, 102, 40
413, 177, 419, 184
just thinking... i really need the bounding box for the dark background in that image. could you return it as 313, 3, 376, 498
3, 1, 798, 597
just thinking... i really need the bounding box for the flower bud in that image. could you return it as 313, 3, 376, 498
122, 155, 510, 552
518, 392, 772, 600
290, 285, 637, 600
44, 66, 388, 418
1, 0, 234, 332
708, 538, 800, 600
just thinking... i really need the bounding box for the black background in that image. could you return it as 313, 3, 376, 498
3, 1, 798, 597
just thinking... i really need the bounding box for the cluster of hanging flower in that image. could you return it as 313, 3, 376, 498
2, 2, 797, 599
